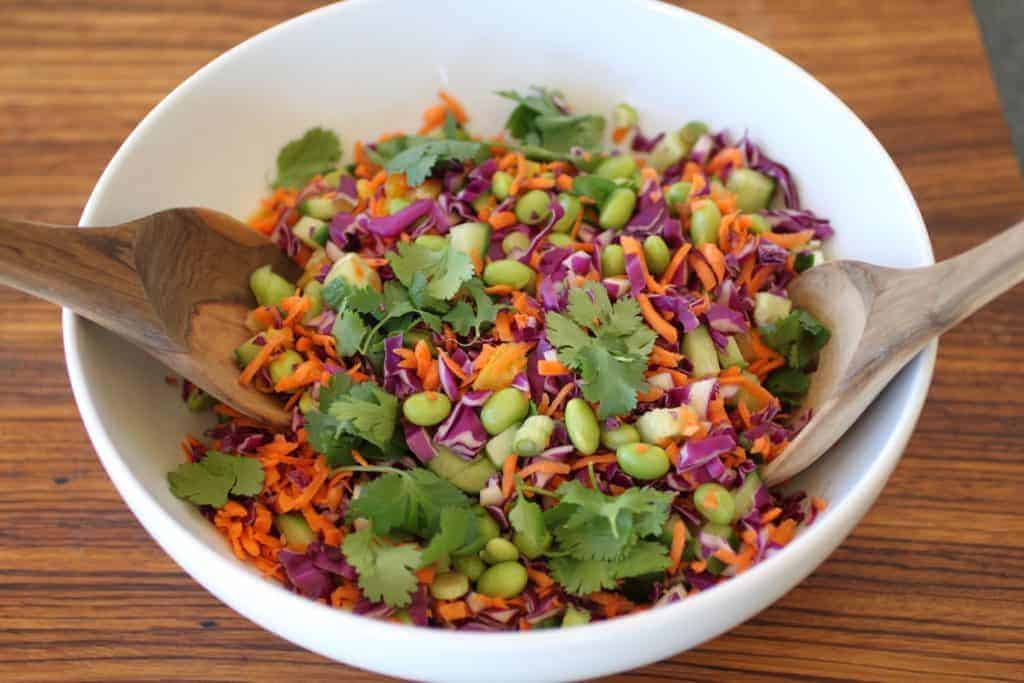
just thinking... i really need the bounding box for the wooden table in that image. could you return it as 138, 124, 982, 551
1, 1, 1022, 680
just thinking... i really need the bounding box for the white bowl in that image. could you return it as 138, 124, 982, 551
63, 0, 936, 680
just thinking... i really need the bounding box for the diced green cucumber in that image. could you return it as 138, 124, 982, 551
700, 522, 740, 575
292, 215, 329, 248
449, 222, 492, 265
731, 470, 763, 522
427, 446, 498, 493
302, 280, 324, 323
269, 350, 304, 388
298, 391, 316, 414
635, 408, 687, 444
649, 130, 690, 172
681, 325, 721, 379
485, 423, 522, 468
249, 265, 294, 308
233, 336, 263, 369
726, 169, 775, 212
514, 415, 556, 457
275, 512, 316, 552
717, 336, 748, 369
300, 197, 341, 221
322, 169, 345, 188
415, 234, 449, 251
746, 213, 770, 234
185, 386, 215, 413
753, 292, 792, 328
324, 253, 382, 291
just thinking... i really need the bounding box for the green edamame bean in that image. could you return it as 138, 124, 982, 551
483, 259, 536, 290
269, 350, 304, 387
643, 236, 671, 276
430, 572, 470, 601
548, 233, 572, 247
600, 423, 641, 450
481, 388, 530, 436
690, 202, 722, 246
664, 181, 692, 214
452, 555, 486, 581
616, 442, 670, 480
599, 188, 637, 231
746, 213, 770, 234
250, 265, 294, 308
694, 483, 736, 525
388, 197, 412, 215
491, 171, 513, 200
513, 529, 551, 560
515, 190, 552, 226
415, 234, 448, 251
552, 193, 582, 233
502, 232, 531, 256
562, 606, 591, 627
564, 398, 600, 455
481, 537, 519, 564
601, 244, 626, 276
402, 391, 452, 427
595, 155, 638, 180
476, 561, 528, 598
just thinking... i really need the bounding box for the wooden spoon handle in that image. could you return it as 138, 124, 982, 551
931, 217, 1024, 330
0, 216, 172, 350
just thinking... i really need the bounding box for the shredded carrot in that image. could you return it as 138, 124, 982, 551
761, 229, 814, 250
544, 383, 575, 416
664, 441, 680, 468
274, 358, 323, 393
239, 328, 292, 386
719, 370, 775, 410
570, 454, 618, 470
488, 211, 517, 229
589, 592, 635, 618
706, 147, 744, 176
556, 174, 574, 191
526, 567, 554, 589
770, 518, 797, 545
437, 90, 469, 123
707, 396, 728, 424
636, 294, 678, 344
636, 386, 664, 402
415, 565, 436, 585
436, 601, 470, 622
414, 340, 432, 379
509, 152, 527, 196
440, 352, 468, 381
649, 345, 683, 368
748, 265, 775, 292
697, 243, 727, 283
669, 520, 687, 573
660, 243, 692, 285
473, 342, 530, 390
524, 176, 555, 190
501, 454, 518, 500
537, 359, 570, 376
760, 507, 782, 524
812, 496, 828, 512
484, 284, 516, 296
688, 252, 718, 292
518, 460, 571, 479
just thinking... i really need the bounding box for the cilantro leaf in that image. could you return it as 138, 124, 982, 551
304, 374, 400, 465
548, 480, 673, 561
167, 451, 264, 508
545, 281, 657, 418
386, 140, 489, 186
388, 242, 475, 302
572, 174, 617, 206
346, 468, 470, 538
342, 528, 422, 607
509, 495, 551, 557
549, 542, 671, 596
442, 111, 460, 140
497, 87, 605, 154
442, 278, 504, 337
764, 367, 811, 406
421, 506, 479, 565
759, 310, 830, 370
332, 308, 370, 357
323, 279, 384, 316
273, 127, 342, 189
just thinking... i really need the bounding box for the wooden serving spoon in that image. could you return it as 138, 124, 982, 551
762, 219, 1024, 485
0, 209, 301, 426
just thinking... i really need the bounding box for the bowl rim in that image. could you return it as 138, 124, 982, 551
61, 0, 937, 667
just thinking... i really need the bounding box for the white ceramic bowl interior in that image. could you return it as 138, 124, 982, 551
64, 1, 936, 681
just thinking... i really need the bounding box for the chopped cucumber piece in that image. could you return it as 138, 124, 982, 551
275, 512, 316, 552
415, 234, 449, 251
753, 292, 793, 328
300, 197, 340, 221
233, 336, 263, 369
649, 130, 689, 172
302, 280, 324, 323
249, 265, 294, 308
324, 253, 382, 291
485, 423, 521, 468
731, 470, 763, 522
269, 350, 304, 388
292, 215, 329, 249
514, 415, 556, 457
726, 169, 775, 212
427, 446, 498, 494
717, 336, 747, 369
449, 222, 491, 266
635, 408, 688, 444
681, 325, 721, 379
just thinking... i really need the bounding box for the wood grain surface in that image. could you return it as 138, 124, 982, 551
0, 1, 1022, 681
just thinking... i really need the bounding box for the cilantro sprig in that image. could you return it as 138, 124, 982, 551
385, 139, 489, 186
759, 309, 830, 406
167, 451, 264, 508
545, 281, 657, 419
498, 87, 606, 156
304, 374, 403, 467
273, 127, 342, 189
342, 528, 422, 607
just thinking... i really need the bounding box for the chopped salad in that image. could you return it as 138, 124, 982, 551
169, 89, 832, 630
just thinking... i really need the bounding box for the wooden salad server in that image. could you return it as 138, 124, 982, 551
0, 209, 300, 426
762, 219, 1024, 485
